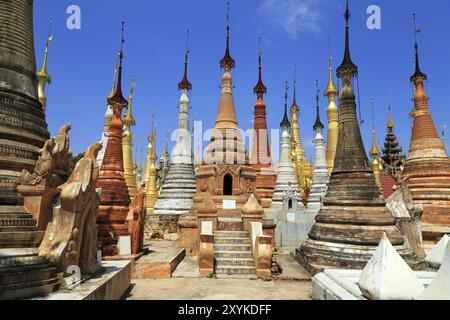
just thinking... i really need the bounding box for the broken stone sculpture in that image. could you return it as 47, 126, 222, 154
126, 182, 147, 254
39, 142, 103, 275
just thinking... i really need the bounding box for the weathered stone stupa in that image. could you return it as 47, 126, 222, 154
305, 82, 329, 214
153, 43, 197, 219
296, 1, 419, 275
0, 0, 50, 205
271, 83, 302, 210
250, 40, 276, 208
402, 14, 450, 243
96, 23, 131, 256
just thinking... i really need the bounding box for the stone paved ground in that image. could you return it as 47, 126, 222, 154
125, 250, 312, 300
125, 278, 312, 300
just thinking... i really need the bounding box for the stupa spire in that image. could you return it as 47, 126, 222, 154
313, 80, 324, 132
253, 37, 267, 98
336, 0, 358, 79
214, 2, 238, 129
123, 77, 137, 199
108, 21, 127, 108
281, 81, 290, 129
220, 2, 235, 70
370, 98, 381, 158
411, 13, 427, 83
124, 77, 136, 126
37, 17, 53, 114
386, 99, 395, 130
178, 29, 192, 91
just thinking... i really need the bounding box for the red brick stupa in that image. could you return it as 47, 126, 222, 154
402, 14, 450, 244
96, 22, 131, 256
250, 39, 276, 208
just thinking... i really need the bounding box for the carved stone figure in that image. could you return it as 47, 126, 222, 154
21, 124, 73, 188
126, 182, 146, 254
39, 142, 103, 275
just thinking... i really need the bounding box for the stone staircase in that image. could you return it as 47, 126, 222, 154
0, 205, 60, 299
214, 218, 257, 278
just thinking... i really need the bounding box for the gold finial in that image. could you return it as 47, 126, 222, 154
149, 111, 155, 143
370, 98, 380, 157
37, 17, 53, 114
386, 96, 395, 129
324, 33, 338, 97
124, 76, 136, 126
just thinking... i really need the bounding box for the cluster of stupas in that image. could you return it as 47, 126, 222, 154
0, 0, 449, 300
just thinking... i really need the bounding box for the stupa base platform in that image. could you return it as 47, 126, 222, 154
145, 213, 182, 238
295, 240, 426, 276
30, 260, 131, 300
312, 269, 436, 300
132, 241, 186, 279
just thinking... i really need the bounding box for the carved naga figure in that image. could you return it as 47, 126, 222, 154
21, 124, 73, 187
39, 142, 103, 275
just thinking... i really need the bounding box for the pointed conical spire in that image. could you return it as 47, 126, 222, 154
253, 37, 267, 97
220, 2, 235, 70
324, 35, 338, 97
336, 0, 358, 78
386, 100, 395, 130
178, 29, 192, 91
411, 13, 427, 83
124, 77, 136, 126
37, 17, 53, 80
370, 98, 381, 157
281, 81, 291, 129
291, 66, 299, 109
314, 80, 324, 132
108, 21, 128, 108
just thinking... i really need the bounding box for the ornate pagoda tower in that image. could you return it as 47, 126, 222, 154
382, 103, 405, 176
189, 7, 256, 214
305, 82, 329, 214
97, 60, 118, 167
122, 78, 137, 200
250, 39, 276, 208
290, 75, 313, 196
271, 83, 301, 209
402, 14, 450, 244
324, 54, 339, 173
0, 0, 50, 205
296, 1, 419, 275
153, 40, 197, 216
96, 22, 131, 256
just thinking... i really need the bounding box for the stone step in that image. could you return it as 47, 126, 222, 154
215, 273, 258, 280
214, 230, 250, 238
0, 226, 37, 232
215, 257, 255, 267
216, 265, 256, 275
214, 251, 254, 259
214, 237, 251, 245
0, 265, 57, 287
0, 277, 60, 300
0, 253, 47, 268
0, 231, 41, 247
214, 244, 252, 252
0, 206, 30, 215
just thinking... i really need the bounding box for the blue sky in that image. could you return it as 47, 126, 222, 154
35, 0, 450, 162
